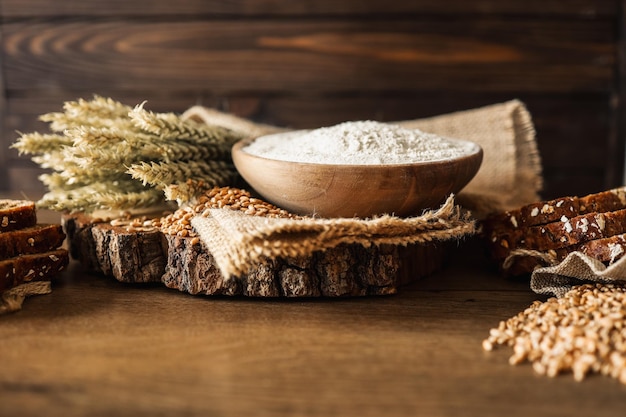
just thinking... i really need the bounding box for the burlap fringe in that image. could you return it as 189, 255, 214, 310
0, 281, 52, 315
398, 99, 542, 216
192, 195, 476, 279
503, 247, 626, 298
183, 100, 543, 219
530, 252, 626, 298
184, 100, 542, 280
502, 248, 559, 271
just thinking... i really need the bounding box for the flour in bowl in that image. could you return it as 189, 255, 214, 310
242, 120, 475, 165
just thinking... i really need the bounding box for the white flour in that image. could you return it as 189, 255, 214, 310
242, 120, 474, 165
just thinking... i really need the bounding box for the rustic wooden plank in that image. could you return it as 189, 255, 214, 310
3, 92, 612, 137
3, 190, 626, 415
540, 169, 609, 199
5, 166, 47, 196
607, 0, 626, 188
3, 93, 612, 170
1, 253, 625, 416
2, 92, 616, 198
527, 97, 612, 170
1, 19, 614, 95
0, 28, 7, 191
0, 0, 618, 18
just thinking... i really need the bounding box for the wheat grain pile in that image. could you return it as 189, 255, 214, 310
154, 186, 301, 238
483, 283, 626, 384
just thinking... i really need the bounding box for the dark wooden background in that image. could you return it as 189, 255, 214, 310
0, 0, 624, 200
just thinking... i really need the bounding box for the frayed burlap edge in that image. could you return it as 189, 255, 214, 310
0, 281, 51, 315
398, 99, 542, 216
183, 100, 543, 219
502, 248, 626, 298
191, 195, 476, 279
529, 251, 626, 298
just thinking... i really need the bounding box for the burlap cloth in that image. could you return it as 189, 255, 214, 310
184, 100, 542, 217
192, 195, 474, 277
0, 281, 51, 315
184, 100, 544, 280
528, 253, 626, 297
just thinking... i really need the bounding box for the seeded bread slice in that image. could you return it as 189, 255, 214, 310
484, 187, 626, 275
0, 224, 66, 261
0, 249, 69, 292
502, 232, 626, 276
489, 209, 626, 259
0, 200, 37, 233
483, 186, 626, 234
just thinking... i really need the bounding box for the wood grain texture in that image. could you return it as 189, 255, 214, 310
1, 19, 614, 94
62, 213, 445, 297
0, 0, 618, 18
2, 93, 617, 199
1, 204, 623, 416
0, 0, 623, 200
0, 27, 7, 190
608, 0, 626, 192
1, 244, 625, 417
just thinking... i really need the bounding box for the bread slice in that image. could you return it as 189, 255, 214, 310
0, 249, 69, 292
0, 200, 37, 233
0, 224, 66, 261
483, 186, 626, 234
483, 187, 626, 275
484, 187, 626, 260
501, 232, 626, 276
492, 209, 626, 258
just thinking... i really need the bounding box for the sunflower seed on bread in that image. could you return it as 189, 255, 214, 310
0, 249, 69, 292
482, 187, 626, 275
483, 186, 626, 233
0, 224, 66, 260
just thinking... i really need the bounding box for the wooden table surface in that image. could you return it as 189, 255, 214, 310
1, 208, 625, 417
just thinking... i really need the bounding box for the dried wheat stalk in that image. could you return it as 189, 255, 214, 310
12, 96, 244, 213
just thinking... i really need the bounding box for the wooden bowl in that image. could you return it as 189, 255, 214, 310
231, 137, 483, 218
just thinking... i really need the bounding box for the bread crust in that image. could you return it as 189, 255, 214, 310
483, 187, 626, 275
0, 224, 66, 261
0, 249, 69, 292
483, 186, 626, 234
0, 200, 37, 232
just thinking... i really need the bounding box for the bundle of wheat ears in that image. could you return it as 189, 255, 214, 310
13, 96, 245, 213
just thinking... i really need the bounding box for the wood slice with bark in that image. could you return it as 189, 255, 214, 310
62, 214, 446, 297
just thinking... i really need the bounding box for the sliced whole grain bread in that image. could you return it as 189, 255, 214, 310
488, 210, 621, 259
0, 224, 66, 260
0, 200, 37, 233
483, 196, 579, 233
501, 232, 626, 276
578, 233, 626, 263
483, 187, 626, 275
0, 249, 69, 292
483, 186, 626, 234
484, 187, 626, 259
